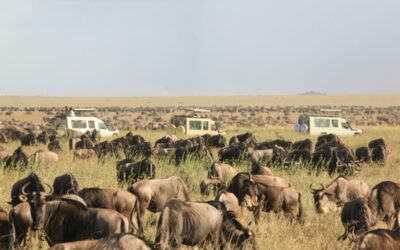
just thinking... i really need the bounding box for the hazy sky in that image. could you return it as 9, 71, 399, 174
0, 0, 399, 96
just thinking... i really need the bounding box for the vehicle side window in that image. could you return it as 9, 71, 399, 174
99, 122, 107, 130
189, 121, 202, 130
71, 120, 87, 129
342, 122, 350, 129
314, 119, 330, 128
211, 124, 217, 131
203, 121, 209, 130
331, 120, 338, 128
88, 120, 95, 129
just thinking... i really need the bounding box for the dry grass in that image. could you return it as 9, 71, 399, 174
1, 94, 400, 108
0, 126, 398, 249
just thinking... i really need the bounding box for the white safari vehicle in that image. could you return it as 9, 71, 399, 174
54, 108, 119, 137
294, 113, 362, 136
166, 108, 225, 136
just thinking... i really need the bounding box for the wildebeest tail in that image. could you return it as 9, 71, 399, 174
135, 198, 143, 236
297, 192, 304, 224
8, 210, 16, 250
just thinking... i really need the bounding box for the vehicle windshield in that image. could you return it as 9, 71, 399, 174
99, 122, 108, 130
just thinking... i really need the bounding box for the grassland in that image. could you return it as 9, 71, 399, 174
1, 126, 399, 249
0, 94, 400, 107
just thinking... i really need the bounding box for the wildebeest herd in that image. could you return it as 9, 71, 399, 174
0, 129, 396, 250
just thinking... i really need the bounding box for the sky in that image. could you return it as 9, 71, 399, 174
0, 0, 399, 96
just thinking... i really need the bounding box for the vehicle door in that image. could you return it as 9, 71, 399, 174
311, 118, 331, 135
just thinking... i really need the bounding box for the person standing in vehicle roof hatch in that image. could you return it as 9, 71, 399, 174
68, 107, 75, 117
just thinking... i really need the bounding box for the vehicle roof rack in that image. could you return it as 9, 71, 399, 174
183, 108, 211, 113
319, 109, 342, 112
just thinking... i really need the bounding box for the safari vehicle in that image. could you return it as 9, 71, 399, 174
294, 110, 362, 136
53, 108, 119, 137
166, 108, 225, 136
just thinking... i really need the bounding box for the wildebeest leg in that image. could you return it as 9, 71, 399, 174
252, 204, 263, 224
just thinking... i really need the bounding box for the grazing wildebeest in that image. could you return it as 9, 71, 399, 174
310, 176, 369, 214
36, 131, 49, 144
292, 138, 312, 152
78, 188, 142, 233
204, 134, 227, 148
247, 148, 273, 164
128, 176, 190, 215
124, 142, 152, 160
116, 159, 156, 184
369, 181, 400, 227
229, 132, 257, 146
240, 180, 304, 223
74, 134, 95, 150
371, 145, 387, 165
254, 139, 292, 151
20, 133, 36, 146
250, 161, 273, 176
284, 150, 312, 165
315, 133, 342, 150
356, 147, 371, 163
338, 198, 387, 241
4, 147, 29, 169
73, 149, 96, 160
52, 173, 80, 196
200, 178, 225, 195
9, 191, 129, 248
207, 162, 237, 183
48, 140, 62, 152
227, 172, 289, 201
155, 199, 255, 250
9, 172, 46, 206
354, 227, 400, 250
30, 150, 59, 164
154, 135, 177, 148
0, 206, 10, 249
94, 140, 119, 160
368, 138, 386, 150
49, 233, 152, 250
175, 143, 213, 166
218, 142, 249, 164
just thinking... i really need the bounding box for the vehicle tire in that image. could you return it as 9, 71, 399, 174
294, 124, 301, 132
300, 124, 308, 133
166, 124, 176, 135
176, 126, 185, 136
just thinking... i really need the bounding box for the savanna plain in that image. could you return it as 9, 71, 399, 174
0, 95, 399, 250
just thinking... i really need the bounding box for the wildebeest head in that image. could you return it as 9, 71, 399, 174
18, 182, 53, 230
310, 183, 336, 213
239, 178, 259, 210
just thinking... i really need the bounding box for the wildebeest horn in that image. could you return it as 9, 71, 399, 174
309, 183, 324, 191
21, 183, 30, 196
43, 183, 54, 195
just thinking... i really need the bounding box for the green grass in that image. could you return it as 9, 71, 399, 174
1, 126, 398, 249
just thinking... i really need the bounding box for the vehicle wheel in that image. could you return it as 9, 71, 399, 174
293, 124, 301, 132
176, 126, 185, 136
166, 124, 176, 135
300, 124, 308, 133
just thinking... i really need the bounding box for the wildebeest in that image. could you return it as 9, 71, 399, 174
227, 173, 289, 201
175, 143, 213, 166
204, 134, 227, 148
116, 159, 156, 184
155, 199, 255, 250
49, 233, 152, 250
4, 147, 29, 169
254, 139, 292, 151
52, 173, 80, 196
200, 178, 225, 196
9, 193, 129, 248
207, 162, 237, 183
315, 133, 342, 150
218, 142, 249, 164
154, 135, 177, 148
250, 162, 273, 176
128, 176, 190, 214
355, 147, 371, 163
20, 132, 36, 146
354, 227, 400, 250
339, 198, 387, 241
30, 150, 59, 164
9, 172, 47, 206
73, 149, 96, 160
368, 138, 386, 150
369, 181, 400, 227
284, 149, 312, 166
229, 132, 257, 146
310, 176, 369, 214
36, 130, 49, 144
48, 135, 62, 152
0, 206, 10, 249
215, 190, 241, 218
247, 148, 273, 164
292, 138, 312, 152
371, 145, 387, 165
124, 142, 152, 160
78, 188, 142, 233
240, 180, 304, 223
